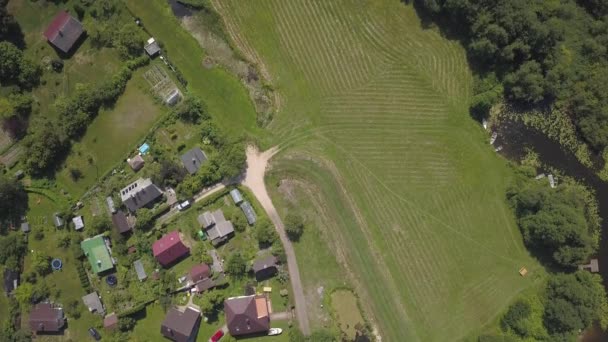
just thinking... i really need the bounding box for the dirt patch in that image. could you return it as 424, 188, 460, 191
277, 179, 298, 204
331, 290, 365, 340
202, 56, 216, 69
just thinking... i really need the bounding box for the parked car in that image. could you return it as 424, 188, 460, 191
88, 327, 101, 340
210, 329, 224, 342
177, 200, 191, 211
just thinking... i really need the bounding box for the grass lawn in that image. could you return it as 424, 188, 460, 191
124, 0, 269, 146
330, 290, 365, 340
22, 194, 101, 341
55, 73, 164, 198
213, 1, 543, 341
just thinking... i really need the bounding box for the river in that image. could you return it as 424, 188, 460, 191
496, 120, 608, 341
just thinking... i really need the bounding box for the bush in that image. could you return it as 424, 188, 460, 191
225, 252, 247, 278
255, 218, 277, 248
501, 300, 531, 336
284, 212, 304, 241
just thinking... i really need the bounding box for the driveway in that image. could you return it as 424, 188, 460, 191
241, 146, 311, 335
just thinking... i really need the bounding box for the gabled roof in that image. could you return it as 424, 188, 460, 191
29, 303, 65, 332
112, 211, 132, 234
128, 155, 145, 171
82, 292, 105, 315
152, 231, 189, 266
180, 147, 207, 175
224, 295, 270, 336
81, 235, 113, 274
120, 178, 163, 212
252, 255, 278, 273
104, 313, 118, 330
241, 201, 257, 225
161, 307, 201, 342
189, 264, 210, 283
206, 221, 234, 243
43, 11, 84, 53
230, 189, 244, 205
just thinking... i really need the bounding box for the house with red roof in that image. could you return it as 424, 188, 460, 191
153, 231, 189, 267
43, 11, 85, 54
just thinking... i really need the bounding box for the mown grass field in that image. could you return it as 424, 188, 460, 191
213, 0, 542, 340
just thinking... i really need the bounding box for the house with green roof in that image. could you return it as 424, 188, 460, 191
81, 235, 114, 274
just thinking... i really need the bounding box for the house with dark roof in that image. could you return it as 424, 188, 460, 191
152, 231, 189, 267
29, 303, 66, 333
43, 11, 85, 54
160, 306, 201, 342
252, 255, 278, 281
189, 264, 211, 283
180, 147, 207, 175
120, 178, 163, 212
3, 269, 19, 295
224, 295, 270, 336
112, 211, 132, 234
197, 209, 235, 246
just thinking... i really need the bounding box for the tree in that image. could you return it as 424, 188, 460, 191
0, 175, 28, 227
225, 252, 247, 278
504, 61, 546, 104
32, 251, 51, 276
13, 282, 33, 308
64, 299, 82, 319
0, 41, 22, 82
255, 218, 277, 247
172, 96, 208, 123
135, 208, 154, 231
271, 240, 287, 264
0, 235, 26, 265
543, 271, 608, 336
198, 289, 226, 316
118, 317, 136, 332
88, 215, 111, 236
115, 23, 143, 59
218, 142, 246, 179
230, 211, 247, 233
501, 300, 531, 336
284, 212, 305, 241
23, 121, 66, 175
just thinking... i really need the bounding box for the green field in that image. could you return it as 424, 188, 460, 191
212, 0, 542, 341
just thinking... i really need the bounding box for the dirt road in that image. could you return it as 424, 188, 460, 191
242, 146, 311, 335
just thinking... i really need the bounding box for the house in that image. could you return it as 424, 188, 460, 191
81, 235, 114, 274
120, 178, 163, 212
43, 11, 85, 54
152, 231, 189, 267
180, 147, 207, 175
106, 196, 116, 214
72, 215, 84, 231
240, 201, 257, 225
29, 303, 65, 333
160, 306, 201, 342
21, 222, 30, 233
82, 292, 105, 315
252, 255, 278, 281
112, 211, 132, 234
3, 269, 19, 295
53, 213, 64, 228
197, 209, 235, 246
230, 189, 244, 205
127, 155, 145, 171
103, 313, 118, 331
189, 264, 211, 283
224, 295, 270, 336
144, 37, 161, 57
134, 259, 147, 281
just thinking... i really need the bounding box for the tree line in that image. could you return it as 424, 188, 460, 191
416, 0, 608, 152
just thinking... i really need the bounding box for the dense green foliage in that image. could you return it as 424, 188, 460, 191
255, 217, 278, 247
285, 212, 305, 241
225, 252, 247, 277
508, 179, 598, 268
500, 300, 531, 336
416, 0, 608, 150
0, 175, 28, 229
0, 41, 40, 89
0, 234, 26, 271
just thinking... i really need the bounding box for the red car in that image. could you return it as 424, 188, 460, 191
210, 329, 224, 342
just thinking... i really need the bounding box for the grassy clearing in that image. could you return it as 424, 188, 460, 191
215, 0, 542, 340
124, 0, 268, 145
330, 290, 365, 340
54, 72, 164, 197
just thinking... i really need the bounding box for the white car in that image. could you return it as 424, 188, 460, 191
177, 200, 191, 211
268, 328, 283, 336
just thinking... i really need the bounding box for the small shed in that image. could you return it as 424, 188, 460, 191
240, 201, 257, 225
134, 259, 147, 281
138, 143, 150, 155
144, 37, 161, 57
72, 216, 84, 231
103, 313, 118, 331
127, 155, 145, 171
106, 196, 116, 214
20, 222, 30, 233
82, 292, 105, 315
230, 189, 244, 205
53, 213, 64, 228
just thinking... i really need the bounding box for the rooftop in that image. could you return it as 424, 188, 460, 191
29, 303, 65, 332
161, 307, 201, 342
180, 147, 207, 175
230, 189, 244, 205
43, 11, 84, 53
224, 295, 270, 336
128, 155, 145, 171
112, 211, 132, 234
82, 292, 105, 315
152, 231, 189, 266
120, 178, 163, 212
241, 201, 257, 225
81, 235, 114, 274
134, 259, 147, 281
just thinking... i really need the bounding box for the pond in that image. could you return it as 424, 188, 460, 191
167, 0, 193, 18
496, 119, 608, 342
331, 290, 368, 341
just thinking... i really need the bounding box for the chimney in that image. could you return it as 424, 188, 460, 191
58, 30, 64, 37
192, 157, 196, 165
